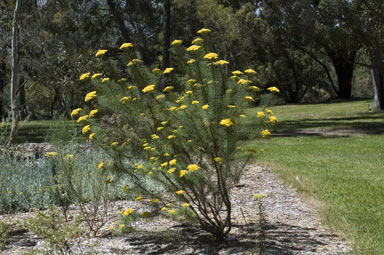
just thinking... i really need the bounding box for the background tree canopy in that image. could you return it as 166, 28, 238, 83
0, 0, 382, 122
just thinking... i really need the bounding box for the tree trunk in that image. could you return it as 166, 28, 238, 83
0, 62, 5, 119
162, 0, 171, 71
161, 0, 171, 90
329, 50, 357, 99
8, 0, 21, 145
19, 76, 26, 120
371, 55, 384, 110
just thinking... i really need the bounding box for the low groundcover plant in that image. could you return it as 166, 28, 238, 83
73, 28, 278, 241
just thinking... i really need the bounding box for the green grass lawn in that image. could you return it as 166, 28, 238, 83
0, 120, 80, 143
244, 100, 384, 255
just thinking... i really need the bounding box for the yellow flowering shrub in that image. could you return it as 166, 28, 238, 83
74, 29, 277, 241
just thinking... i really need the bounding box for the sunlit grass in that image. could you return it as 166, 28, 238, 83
243, 100, 384, 254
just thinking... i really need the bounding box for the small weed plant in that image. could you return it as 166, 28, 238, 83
0, 220, 9, 251
24, 206, 83, 255
74, 29, 278, 240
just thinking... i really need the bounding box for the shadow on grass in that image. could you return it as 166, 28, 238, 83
242, 114, 384, 139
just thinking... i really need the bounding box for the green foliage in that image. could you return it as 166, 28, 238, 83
76, 29, 276, 241
24, 206, 83, 255
0, 146, 136, 213
0, 221, 9, 251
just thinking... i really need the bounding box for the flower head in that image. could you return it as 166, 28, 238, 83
192, 101, 199, 105
168, 168, 176, 173
202, 104, 209, 110
237, 79, 252, 85
82, 125, 91, 134
152, 68, 161, 73
186, 45, 201, 51
71, 108, 82, 118
213, 60, 229, 65
187, 59, 196, 64
203, 53, 219, 60
95, 49, 107, 57
214, 157, 222, 163
192, 37, 203, 45
197, 28, 211, 34
176, 190, 184, 195
262, 129, 271, 139
45, 152, 58, 158
98, 162, 104, 170
169, 159, 177, 165
182, 203, 190, 207
187, 164, 200, 172
89, 133, 95, 140
163, 86, 174, 92
257, 112, 265, 118
171, 40, 183, 46
120, 42, 133, 50
91, 73, 102, 79
142, 84, 155, 93
127, 59, 141, 67
101, 77, 110, 83
79, 72, 90, 80
245, 69, 256, 74
122, 208, 134, 216
85, 91, 97, 102
168, 209, 176, 214
156, 94, 165, 100
232, 70, 243, 75
120, 96, 131, 103
249, 86, 260, 92
253, 193, 266, 200
163, 67, 174, 74
267, 87, 280, 93
266, 109, 273, 114
77, 115, 88, 123
269, 116, 278, 123
179, 170, 188, 178
219, 118, 234, 127
245, 96, 255, 101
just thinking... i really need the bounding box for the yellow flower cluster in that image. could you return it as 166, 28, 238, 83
85, 91, 97, 102
142, 84, 155, 93
92, 73, 102, 79
79, 72, 90, 80
219, 118, 234, 127
127, 59, 141, 67
82, 125, 91, 134
203, 53, 218, 60
71, 108, 82, 117
262, 129, 271, 139
197, 28, 211, 34
163, 67, 174, 74
95, 49, 108, 57
267, 87, 280, 93
120, 42, 133, 50
192, 37, 203, 45
187, 45, 201, 52
171, 40, 183, 46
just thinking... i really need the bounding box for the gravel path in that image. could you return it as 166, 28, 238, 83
2, 164, 353, 254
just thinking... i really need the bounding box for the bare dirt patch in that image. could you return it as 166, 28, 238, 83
1, 165, 352, 255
